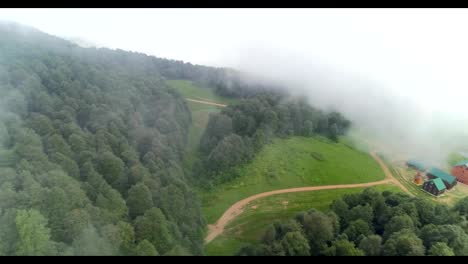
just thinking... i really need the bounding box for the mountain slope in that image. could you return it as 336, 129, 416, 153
0, 22, 205, 255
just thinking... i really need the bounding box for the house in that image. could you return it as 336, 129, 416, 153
422, 178, 446, 196
406, 160, 426, 172
452, 160, 468, 184
427, 167, 457, 190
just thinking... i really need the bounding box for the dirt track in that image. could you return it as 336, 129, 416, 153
186, 98, 227, 107
205, 151, 411, 244
369, 152, 411, 195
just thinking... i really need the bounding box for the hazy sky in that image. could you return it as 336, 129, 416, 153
1, 8, 468, 164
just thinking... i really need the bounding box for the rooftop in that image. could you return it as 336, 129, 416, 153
407, 160, 426, 171
454, 160, 468, 167
428, 167, 457, 184
430, 177, 446, 191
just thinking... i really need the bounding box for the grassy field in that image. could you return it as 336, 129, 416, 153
167, 79, 236, 105
205, 184, 402, 256
200, 136, 386, 224
166, 80, 237, 167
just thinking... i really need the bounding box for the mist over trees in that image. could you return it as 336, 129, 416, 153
237, 188, 468, 256
0, 22, 351, 256
0, 22, 205, 256
196, 93, 351, 184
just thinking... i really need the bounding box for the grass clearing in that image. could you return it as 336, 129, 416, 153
201, 136, 386, 224
166, 80, 237, 168
205, 184, 402, 256
167, 79, 236, 105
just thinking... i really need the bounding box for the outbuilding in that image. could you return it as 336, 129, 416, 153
452, 160, 468, 184
427, 168, 457, 190
406, 160, 426, 172
422, 178, 446, 196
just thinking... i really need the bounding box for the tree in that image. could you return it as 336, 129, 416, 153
126, 182, 153, 219
199, 113, 233, 154
343, 219, 373, 243
95, 185, 128, 222
96, 151, 125, 190
428, 242, 455, 256
414, 198, 435, 226
134, 240, 158, 256
329, 123, 339, 142
63, 209, 91, 244
28, 113, 54, 136
41, 187, 70, 242
45, 133, 73, 158
15, 209, 55, 256
330, 198, 349, 227
134, 207, 174, 255
206, 134, 251, 173
303, 120, 314, 136
280, 231, 310, 256
68, 133, 87, 153
348, 204, 373, 225
72, 225, 115, 256
127, 164, 150, 186
455, 197, 468, 216
382, 229, 425, 256
383, 214, 415, 239
50, 152, 80, 179
0, 209, 20, 256
323, 239, 365, 256
358, 235, 382, 256
295, 210, 335, 255
236, 245, 259, 256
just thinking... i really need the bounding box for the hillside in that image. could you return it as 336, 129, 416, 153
205, 185, 402, 256
0, 22, 207, 256
201, 136, 385, 224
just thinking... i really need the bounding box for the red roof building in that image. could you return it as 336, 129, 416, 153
452, 160, 468, 184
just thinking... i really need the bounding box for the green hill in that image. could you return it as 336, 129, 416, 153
205, 185, 402, 256
201, 136, 386, 224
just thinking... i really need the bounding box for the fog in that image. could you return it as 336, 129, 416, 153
1, 8, 468, 167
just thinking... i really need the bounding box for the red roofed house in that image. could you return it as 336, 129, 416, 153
452, 160, 468, 184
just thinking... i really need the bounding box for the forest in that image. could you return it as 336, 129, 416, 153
0, 22, 205, 256
196, 93, 351, 184
0, 22, 351, 256
237, 188, 468, 256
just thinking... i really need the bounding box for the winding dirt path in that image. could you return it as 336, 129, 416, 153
204, 150, 411, 244
369, 152, 411, 195
186, 98, 227, 107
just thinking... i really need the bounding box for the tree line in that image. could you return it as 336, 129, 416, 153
0, 22, 205, 256
195, 92, 351, 184
237, 188, 468, 256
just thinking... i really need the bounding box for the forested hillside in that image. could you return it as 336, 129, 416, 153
0, 22, 354, 256
238, 189, 468, 256
0, 22, 205, 256
196, 92, 351, 184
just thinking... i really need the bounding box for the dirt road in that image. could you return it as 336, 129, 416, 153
205, 179, 395, 243
186, 98, 227, 107
205, 151, 410, 244
370, 152, 412, 195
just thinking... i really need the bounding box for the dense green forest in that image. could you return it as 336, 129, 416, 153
195, 93, 351, 184
0, 22, 353, 256
0, 22, 208, 256
237, 188, 468, 256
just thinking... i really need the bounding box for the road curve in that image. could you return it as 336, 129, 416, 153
205, 151, 410, 244
369, 152, 412, 195
205, 179, 397, 243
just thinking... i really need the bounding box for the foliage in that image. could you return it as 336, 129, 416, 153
238, 188, 468, 256
0, 22, 204, 255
